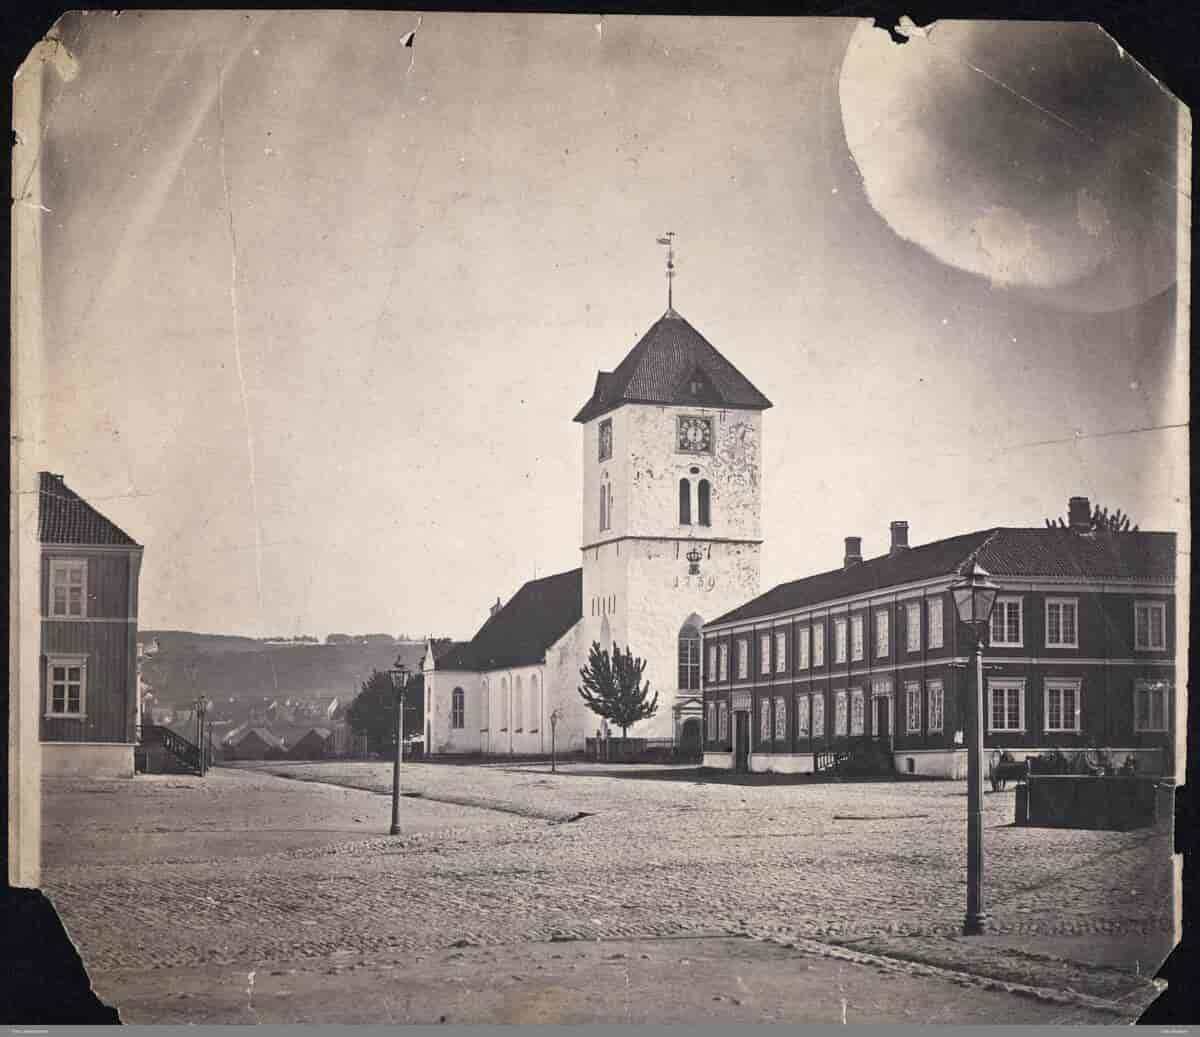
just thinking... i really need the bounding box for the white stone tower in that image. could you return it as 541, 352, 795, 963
573, 302, 771, 744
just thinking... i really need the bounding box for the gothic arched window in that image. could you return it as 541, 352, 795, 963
480, 679, 490, 729
698, 479, 711, 527
600, 480, 610, 531
500, 678, 510, 732
514, 676, 524, 731
529, 674, 539, 730
678, 618, 702, 690
451, 687, 465, 729
679, 478, 691, 525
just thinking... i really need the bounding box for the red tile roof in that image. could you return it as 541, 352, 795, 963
436, 568, 583, 671
38, 472, 140, 547
573, 309, 772, 423
710, 528, 1176, 627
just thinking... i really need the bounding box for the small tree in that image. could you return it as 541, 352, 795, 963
346, 670, 398, 754
1045, 503, 1139, 532
577, 641, 658, 739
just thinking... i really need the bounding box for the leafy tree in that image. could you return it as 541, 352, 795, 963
577, 641, 658, 738
1045, 503, 1139, 532
346, 667, 425, 753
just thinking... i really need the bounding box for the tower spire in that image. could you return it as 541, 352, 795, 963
656, 231, 676, 313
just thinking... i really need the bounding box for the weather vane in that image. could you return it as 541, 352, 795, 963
656, 231, 675, 311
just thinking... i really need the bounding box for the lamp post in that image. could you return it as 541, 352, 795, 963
389, 662, 408, 836
194, 695, 209, 776
550, 708, 562, 773
951, 562, 999, 936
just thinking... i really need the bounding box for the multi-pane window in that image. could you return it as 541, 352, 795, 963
775, 631, 787, 673
875, 609, 890, 657
1135, 602, 1167, 651
707, 644, 718, 684
796, 694, 810, 738
679, 627, 701, 690
906, 601, 921, 652
1045, 599, 1078, 648
1044, 680, 1081, 732
706, 701, 717, 739
451, 687, 465, 729
49, 560, 87, 618
719, 643, 729, 681
905, 682, 922, 733
988, 681, 1025, 732
812, 692, 825, 738
834, 618, 848, 664
760, 698, 771, 741
850, 615, 864, 661
760, 634, 771, 676
927, 680, 944, 732
736, 638, 749, 680
990, 597, 1023, 646
718, 700, 730, 741
774, 697, 787, 739
850, 688, 865, 735
834, 690, 848, 736
812, 622, 825, 667
1134, 680, 1169, 732
45, 656, 86, 716
927, 598, 944, 649
797, 627, 810, 669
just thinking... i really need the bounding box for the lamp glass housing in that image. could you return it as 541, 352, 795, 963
951, 564, 999, 627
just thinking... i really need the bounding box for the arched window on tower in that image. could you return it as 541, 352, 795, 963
698, 479, 711, 527
679, 478, 691, 525
600, 479, 610, 531
678, 617, 702, 690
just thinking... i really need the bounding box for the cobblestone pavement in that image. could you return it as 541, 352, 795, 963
41, 763, 1174, 1022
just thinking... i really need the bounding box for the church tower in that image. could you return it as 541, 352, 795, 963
573, 268, 771, 745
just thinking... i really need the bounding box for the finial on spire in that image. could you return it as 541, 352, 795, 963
656, 231, 676, 312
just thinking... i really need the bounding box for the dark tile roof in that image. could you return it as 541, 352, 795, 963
710, 528, 1176, 627
39, 472, 140, 547
573, 309, 772, 423
436, 568, 583, 671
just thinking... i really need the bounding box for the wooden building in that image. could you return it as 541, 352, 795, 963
701, 499, 1177, 778
39, 472, 144, 778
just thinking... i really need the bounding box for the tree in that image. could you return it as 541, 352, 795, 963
1045, 503, 1139, 532
346, 668, 424, 754
577, 641, 658, 738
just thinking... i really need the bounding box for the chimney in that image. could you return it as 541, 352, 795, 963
1068, 496, 1092, 531
889, 521, 910, 556
843, 536, 863, 569
489, 596, 502, 617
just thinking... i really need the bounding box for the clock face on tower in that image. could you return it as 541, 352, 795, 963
676, 415, 713, 454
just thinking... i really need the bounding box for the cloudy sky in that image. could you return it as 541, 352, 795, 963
28, 13, 1188, 639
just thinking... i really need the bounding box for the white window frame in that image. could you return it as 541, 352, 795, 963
905, 601, 921, 653
797, 627, 810, 669
774, 631, 787, 674
1044, 679, 1082, 733
760, 633, 771, 676
451, 687, 465, 729
706, 701, 717, 740
774, 696, 786, 740
796, 693, 810, 738
875, 609, 889, 658
49, 559, 88, 619
905, 681, 922, 734
812, 622, 825, 667
812, 692, 825, 738
736, 638, 749, 680
45, 654, 88, 718
719, 643, 729, 682
849, 687, 865, 736
1044, 597, 1079, 649
760, 697, 771, 741
850, 615, 864, 662
1134, 680, 1169, 733
707, 644, 718, 683
927, 597, 944, 649
834, 618, 848, 664
1134, 601, 1168, 652
987, 679, 1026, 733
990, 596, 1024, 647
927, 680, 944, 733
834, 690, 848, 736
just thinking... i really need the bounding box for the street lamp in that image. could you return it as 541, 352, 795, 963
549, 708, 563, 773
389, 662, 409, 836
194, 695, 209, 776
951, 562, 999, 935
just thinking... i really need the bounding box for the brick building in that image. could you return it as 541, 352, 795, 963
701, 498, 1177, 778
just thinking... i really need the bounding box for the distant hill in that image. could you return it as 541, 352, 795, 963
138, 631, 431, 714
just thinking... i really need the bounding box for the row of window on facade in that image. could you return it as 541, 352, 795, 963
599, 478, 713, 533
704, 597, 1169, 683
705, 677, 1171, 744
446, 674, 543, 732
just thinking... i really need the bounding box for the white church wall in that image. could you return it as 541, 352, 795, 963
542, 620, 594, 753
581, 407, 632, 546
581, 539, 629, 654
427, 670, 483, 755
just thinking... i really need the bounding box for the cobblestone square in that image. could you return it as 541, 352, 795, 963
41, 762, 1175, 1023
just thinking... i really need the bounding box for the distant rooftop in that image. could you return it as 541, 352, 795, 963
39, 472, 140, 547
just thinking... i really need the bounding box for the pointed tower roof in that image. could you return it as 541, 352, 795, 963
573, 308, 773, 423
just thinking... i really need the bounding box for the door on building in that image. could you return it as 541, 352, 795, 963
734, 712, 750, 772
678, 718, 702, 761
874, 697, 891, 745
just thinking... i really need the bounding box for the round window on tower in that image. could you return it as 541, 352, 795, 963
689, 466, 700, 475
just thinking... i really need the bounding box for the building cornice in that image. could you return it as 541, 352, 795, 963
581, 534, 763, 552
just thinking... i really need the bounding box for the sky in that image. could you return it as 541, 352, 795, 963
28, 13, 1189, 640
